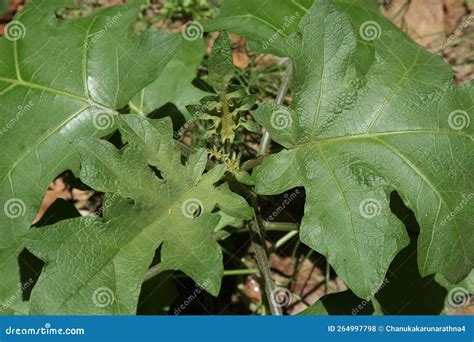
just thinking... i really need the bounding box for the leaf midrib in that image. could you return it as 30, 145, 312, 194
1, 106, 90, 187
0, 76, 117, 198
317, 146, 365, 269
0, 77, 115, 112
373, 136, 470, 266
366, 48, 422, 132
294, 129, 472, 149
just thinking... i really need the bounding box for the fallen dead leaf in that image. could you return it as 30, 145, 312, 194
384, 0, 446, 50
233, 51, 249, 69
444, 0, 468, 32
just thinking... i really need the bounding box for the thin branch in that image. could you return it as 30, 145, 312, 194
325, 260, 331, 295
224, 268, 260, 276
264, 222, 298, 232
274, 230, 298, 249
249, 195, 283, 316
241, 155, 264, 171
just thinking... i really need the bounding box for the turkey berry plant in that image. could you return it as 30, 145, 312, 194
0, 0, 472, 315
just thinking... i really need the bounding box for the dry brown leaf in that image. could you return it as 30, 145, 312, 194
447, 298, 474, 315
384, 0, 446, 50
252, 55, 277, 72
232, 51, 249, 69
444, 0, 468, 31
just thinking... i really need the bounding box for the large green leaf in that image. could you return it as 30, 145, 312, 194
129, 39, 209, 119
0, 0, 180, 310
205, 0, 401, 73
253, 0, 473, 298
205, 0, 312, 56
25, 115, 252, 314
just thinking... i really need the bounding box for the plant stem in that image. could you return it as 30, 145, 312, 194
325, 259, 331, 295
265, 222, 298, 232
224, 268, 260, 276
274, 231, 298, 249
248, 195, 283, 316
257, 62, 292, 156
214, 222, 298, 241
219, 92, 234, 154
241, 155, 264, 171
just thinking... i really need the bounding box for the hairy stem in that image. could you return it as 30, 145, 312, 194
220, 92, 234, 152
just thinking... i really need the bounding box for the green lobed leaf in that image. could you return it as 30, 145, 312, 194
25, 115, 252, 314
129, 39, 209, 119
253, 0, 473, 298
204, 0, 311, 56
0, 0, 180, 310
205, 0, 402, 74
